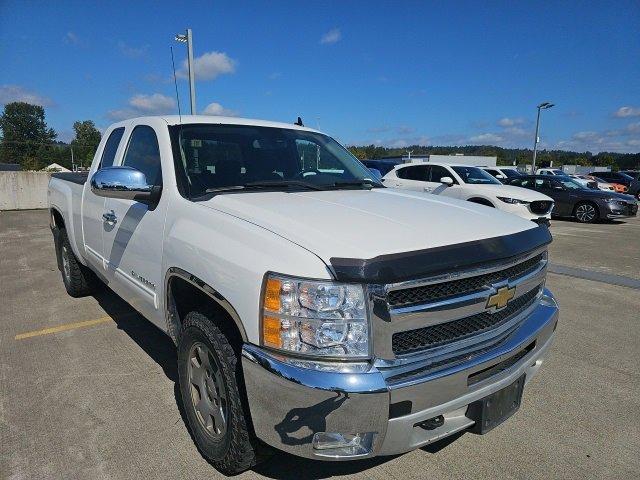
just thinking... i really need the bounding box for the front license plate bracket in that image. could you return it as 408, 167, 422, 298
467, 374, 526, 434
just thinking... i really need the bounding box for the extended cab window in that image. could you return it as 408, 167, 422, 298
99, 127, 125, 169
122, 126, 162, 186
397, 165, 428, 181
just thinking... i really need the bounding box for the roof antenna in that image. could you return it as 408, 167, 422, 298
170, 46, 182, 123
295, 116, 304, 126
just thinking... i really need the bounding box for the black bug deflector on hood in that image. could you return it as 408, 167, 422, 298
329, 226, 552, 284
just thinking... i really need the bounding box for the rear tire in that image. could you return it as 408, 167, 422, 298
574, 202, 599, 223
58, 228, 101, 297
178, 311, 267, 475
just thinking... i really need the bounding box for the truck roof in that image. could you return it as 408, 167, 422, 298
111, 115, 322, 134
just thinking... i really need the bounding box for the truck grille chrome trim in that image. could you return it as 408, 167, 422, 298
369, 248, 548, 365
392, 286, 541, 356
387, 252, 544, 308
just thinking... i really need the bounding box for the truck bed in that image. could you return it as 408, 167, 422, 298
51, 172, 89, 185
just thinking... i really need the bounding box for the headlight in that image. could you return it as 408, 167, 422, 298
497, 196, 530, 204
260, 273, 369, 359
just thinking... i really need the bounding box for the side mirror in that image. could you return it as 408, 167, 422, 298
91, 166, 159, 202
440, 176, 454, 187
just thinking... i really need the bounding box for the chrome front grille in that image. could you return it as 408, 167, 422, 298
371, 248, 548, 365
387, 253, 544, 308
392, 285, 542, 355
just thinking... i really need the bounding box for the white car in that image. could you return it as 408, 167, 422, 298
481, 166, 524, 184
572, 174, 615, 191
536, 168, 566, 176
384, 162, 554, 224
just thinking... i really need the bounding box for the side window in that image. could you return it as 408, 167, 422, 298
397, 165, 428, 181
122, 126, 162, 186
430, 165, 453, 183
98, 127, 125, 169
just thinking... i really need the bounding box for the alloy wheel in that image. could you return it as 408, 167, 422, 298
188, 342, 228, 439
575, 204, 596, 222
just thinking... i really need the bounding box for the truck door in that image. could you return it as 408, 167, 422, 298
101, 125, 168, 326
81, 126, 125, 269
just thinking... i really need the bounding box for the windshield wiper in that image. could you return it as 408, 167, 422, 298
203, 180, 324, 195
328, 179, 383, 189
243, 180, 325, 190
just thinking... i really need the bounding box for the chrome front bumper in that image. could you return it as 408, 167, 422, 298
241, 289, 559, 460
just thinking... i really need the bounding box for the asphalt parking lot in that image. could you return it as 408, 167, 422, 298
1, 209, 639, 480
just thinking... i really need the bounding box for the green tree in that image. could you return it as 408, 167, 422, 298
0, 102, 57, 169
71, 120, 101, 166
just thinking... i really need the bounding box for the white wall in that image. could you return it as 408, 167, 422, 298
0, 172, 52, 210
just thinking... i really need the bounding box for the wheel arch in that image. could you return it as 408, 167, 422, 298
164, 267, 248, 347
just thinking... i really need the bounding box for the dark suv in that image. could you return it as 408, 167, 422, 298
510, 175, 638, 223
590, 171, 640, 200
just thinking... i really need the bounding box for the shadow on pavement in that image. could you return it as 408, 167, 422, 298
93, 289, 177, 382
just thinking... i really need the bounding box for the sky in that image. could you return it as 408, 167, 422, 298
0, 0, 639, 153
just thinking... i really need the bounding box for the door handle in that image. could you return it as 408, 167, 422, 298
102, 210, 117, 226
424, 186, 432, 192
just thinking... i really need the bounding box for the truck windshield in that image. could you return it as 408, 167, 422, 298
169, 124, 382, 199
452, 166, 501, 185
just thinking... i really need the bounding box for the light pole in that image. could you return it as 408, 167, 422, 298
175, 29, 196, 114
532, 102, 554, 172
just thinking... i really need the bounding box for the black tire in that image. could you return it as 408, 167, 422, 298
58, 228, 101, 297
178, 312, 265, 475
573, 201, 599, 223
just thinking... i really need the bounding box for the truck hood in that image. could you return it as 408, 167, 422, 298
465, 184, 553, 202
198, 188, 539, 264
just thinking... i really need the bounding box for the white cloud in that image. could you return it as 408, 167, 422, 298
268, 72, 282, 80
497, 117, 525, 127
129, 93, 175, 113
64, 31, 79, 44
177, 51, 236, 81
320, 28, 341, 45
613, 106, 640, 118
106, 93, 176, 120
469, 133, 504, 144
118, 41, 148, 58
202, 102, 237, 117
0, 85, 53, 106
555, 125, 640, 153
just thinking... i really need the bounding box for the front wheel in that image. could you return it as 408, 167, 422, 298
178, 312, 266, 475
574, 202, 599, 223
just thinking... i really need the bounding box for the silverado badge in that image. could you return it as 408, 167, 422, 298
486, 286, 516, 310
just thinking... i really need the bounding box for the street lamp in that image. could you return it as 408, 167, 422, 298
532, 102, 554, 172
175, 29, 196, 114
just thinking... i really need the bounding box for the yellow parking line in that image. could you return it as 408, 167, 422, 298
15, 316, 113, 340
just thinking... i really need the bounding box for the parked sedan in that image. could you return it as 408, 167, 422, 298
591, 171, 640, 200
383, 162, 554, 223
510, 175, 638, 223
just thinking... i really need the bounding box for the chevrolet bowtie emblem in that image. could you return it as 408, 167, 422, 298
486, 286, 516, 310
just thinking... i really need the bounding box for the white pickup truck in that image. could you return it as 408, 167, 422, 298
48, 115, 558, 474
